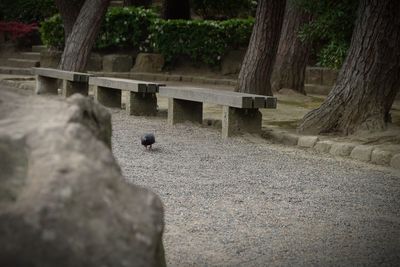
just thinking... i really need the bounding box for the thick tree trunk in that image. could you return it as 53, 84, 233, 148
163, 0, 190, 20
59, 0, 111, 72
271, 3, 312, 94
298, 0, 400, 135
55, 0, 85, 41
236, 0, 286, 96
124, 0, 152, 7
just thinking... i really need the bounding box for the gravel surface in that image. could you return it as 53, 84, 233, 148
111, 108, 400, 267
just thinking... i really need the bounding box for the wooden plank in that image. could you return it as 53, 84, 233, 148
159, 86, 255, 108
89, 77, 164, 93
32, 67, 91, 82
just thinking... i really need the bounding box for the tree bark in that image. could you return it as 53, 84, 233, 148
298, 0, 400, 135
55, 0, 85, 41
124, 0, 152, 7
59, 0, 111, 72
271, 3, 312, 94
236, 0, 286, 96
163, 0, 190, 20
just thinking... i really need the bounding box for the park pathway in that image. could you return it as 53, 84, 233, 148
111, 108, 400, 266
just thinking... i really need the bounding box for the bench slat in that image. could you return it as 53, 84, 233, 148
159, 86, 254, 108
32, 68, 91, 82
89, 77, 164, 93
159, 86, 277, 109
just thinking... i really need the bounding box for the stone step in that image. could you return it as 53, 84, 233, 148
31, 45, 47, 53
110, 1, 123, 7
17, 52, 41, 61
0, 52, 41, 61
0, 66, 32, 75
0, 58, 40, 68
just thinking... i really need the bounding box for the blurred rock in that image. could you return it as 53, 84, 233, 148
0, 89, 165, 267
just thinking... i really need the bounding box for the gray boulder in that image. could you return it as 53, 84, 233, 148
0, 88, 165, 267
103, 54, 133, 72
132, 53, 164, 73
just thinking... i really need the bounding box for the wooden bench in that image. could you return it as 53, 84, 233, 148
89, 77, 165, 116
33, 67, 92, 97
159, 86, 277, 138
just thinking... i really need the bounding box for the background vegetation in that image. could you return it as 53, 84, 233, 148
0, 0, 358, 69
0, 0, 57, 23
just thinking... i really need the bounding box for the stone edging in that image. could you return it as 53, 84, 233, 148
263, 129, 400, 170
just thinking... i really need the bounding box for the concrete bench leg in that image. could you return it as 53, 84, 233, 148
126, 92, 157, 116
168, 98, 203, 125
93, 86, 121, 108
35, 75, 58, 95
222, 106, 262, 138
62, 80, 89, 97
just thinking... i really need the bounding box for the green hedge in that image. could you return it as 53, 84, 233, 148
39, 15, 64, 49
40, 7, 158, 50
40, 7, 253, 66
97, 7, 157, 49
150, 18, 254, 65
0, 0, 57, 23
192, 0, 256, 19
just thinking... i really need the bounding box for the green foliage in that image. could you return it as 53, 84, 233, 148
0, 0, 57, 23
40, 7, 158, 50
39, 15, 64, 49
96, 7, 157, 49
191, 0, 257, 19
220, 19, 254, 49
317, 41, 349, 69
41, 7, 254, 66
297, 0, 358, 69
150, 18, 254, 65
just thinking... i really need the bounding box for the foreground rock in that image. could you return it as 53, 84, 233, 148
0, 88, 165, 267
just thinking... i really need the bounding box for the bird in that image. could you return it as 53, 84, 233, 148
141, 133, 155, 150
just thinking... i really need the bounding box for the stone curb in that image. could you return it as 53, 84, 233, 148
264, 129, 400, 170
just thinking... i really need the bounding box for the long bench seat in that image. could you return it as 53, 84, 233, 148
33, 67, 92, 97
159, 86, 277, 138
89, 77, 165, 116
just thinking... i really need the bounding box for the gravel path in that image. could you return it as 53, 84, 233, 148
111, 108, 400, 266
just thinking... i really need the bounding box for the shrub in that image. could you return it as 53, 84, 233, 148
150, 18, 253, 65
192, 0, 256, 19
316, 41, 349, 69
39, 15, 64, 49
40, 7, 158, 50
96, 7, 158, 49
0, 21, 38, 41
297, 0, 358, 69
0, 0, 57, 23
220, 18, 254, 49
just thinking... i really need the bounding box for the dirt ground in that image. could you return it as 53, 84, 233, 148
110, 107, 400, 266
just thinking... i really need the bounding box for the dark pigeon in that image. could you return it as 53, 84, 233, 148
141, 133, 155, 149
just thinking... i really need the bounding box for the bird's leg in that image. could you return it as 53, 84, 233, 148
149, 145, 152, 150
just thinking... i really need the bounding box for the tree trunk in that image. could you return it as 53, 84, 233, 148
59, 0, 111, 72
236, 0, 286, 96
298, 0, 400, 135
163, 0, 190, 20
55, 0, 85, 41
271, 3, 312, 94
124, 0, 152, 7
